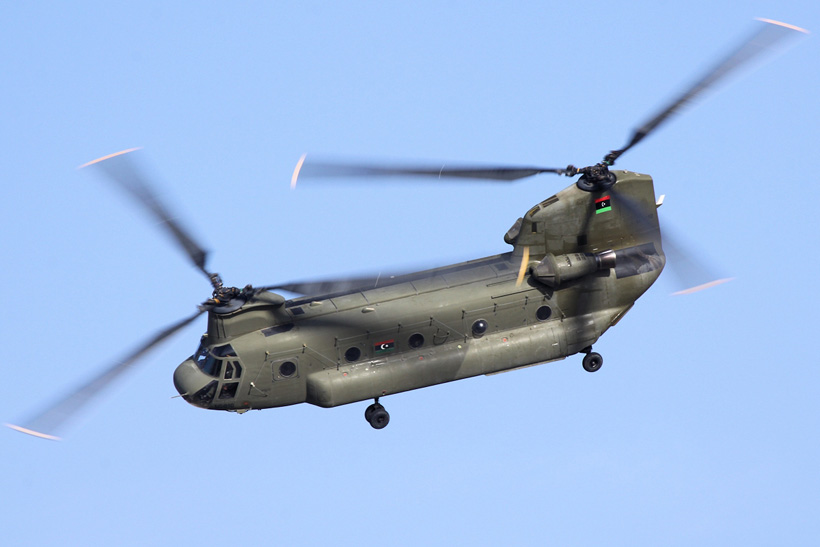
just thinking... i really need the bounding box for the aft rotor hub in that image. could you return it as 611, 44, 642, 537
573, 163, 617, 192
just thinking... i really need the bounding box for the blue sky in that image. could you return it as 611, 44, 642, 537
2, 2, 818, 545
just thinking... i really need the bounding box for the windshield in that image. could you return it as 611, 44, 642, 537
194, 344, 237, 377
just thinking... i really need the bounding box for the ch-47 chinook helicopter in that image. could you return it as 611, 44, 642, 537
7, 19, 807, 439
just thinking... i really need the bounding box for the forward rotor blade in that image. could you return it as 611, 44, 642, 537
80, 149, 212, 280
6, 310, 204, 440
606, 18, 808, 165
292, 155, 568, 187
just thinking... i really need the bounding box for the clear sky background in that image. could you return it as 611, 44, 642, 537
2, 2, 818, 546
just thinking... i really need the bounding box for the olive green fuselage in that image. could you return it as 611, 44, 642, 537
173, 171, 664, 413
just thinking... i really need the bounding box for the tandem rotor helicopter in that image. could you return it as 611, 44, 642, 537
8, 19, 807, 439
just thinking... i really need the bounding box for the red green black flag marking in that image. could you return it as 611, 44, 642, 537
595, 195, 612, 214
374, 339, 396, 354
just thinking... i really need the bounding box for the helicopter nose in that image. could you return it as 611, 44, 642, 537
173, 359, 215, 408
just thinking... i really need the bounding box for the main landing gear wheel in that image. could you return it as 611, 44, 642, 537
582, 351, 603, 373
364, 399, 390, 429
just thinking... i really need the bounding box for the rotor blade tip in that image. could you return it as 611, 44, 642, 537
755, 18, 810, 34
672, 277, 735, 296
78, 147, 143, 169
515, 246, 530, 287
5, 423, 62, 441
291, 154, 307, 189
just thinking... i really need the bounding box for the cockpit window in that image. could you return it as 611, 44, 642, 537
215, 345, 237, 358
194, 344, 237, 378
224, 361, 242, 380
192, 381, 217, 406
219, 382, 239, 399
194, 346, 219, 376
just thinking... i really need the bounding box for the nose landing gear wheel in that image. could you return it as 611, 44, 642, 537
364, 399, 390, 429
582, 351, 603, 372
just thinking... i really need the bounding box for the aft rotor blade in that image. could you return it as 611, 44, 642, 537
80, 149, 212, 280
6, 310, 204, 440
614, 191, 732, 294
257, 274, 408, 297
292, 155, 568, 187
257, 253, 522, 298
664, 238, 734, 295
606, 19, 808, 165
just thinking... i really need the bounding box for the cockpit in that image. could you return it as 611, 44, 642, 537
194, 342, 242, 380
181, 342, 244, 407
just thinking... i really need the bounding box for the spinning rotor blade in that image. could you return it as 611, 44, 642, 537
292, 154, 568, 186
254, 267, 423, 297
80, 149, 213, 282
613, 190, 732, 294
606, 19, 808, 165
256, 253, 524, 298
6, 310, 205, 440
258, 274, 408, 297
665, 241, 734, 296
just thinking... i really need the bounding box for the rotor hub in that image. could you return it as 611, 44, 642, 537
573, 163, 616, 192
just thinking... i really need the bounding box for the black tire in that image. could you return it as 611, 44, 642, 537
364, 403, 379, 422
368, 408, 390, 429
582, 352, 603, 373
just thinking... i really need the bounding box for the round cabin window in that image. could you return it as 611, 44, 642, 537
471, 319, 488, 338
536, 305, 552, 321
279, 361, 297, 378
344, 346, 361, 362
408, 333, 425, 349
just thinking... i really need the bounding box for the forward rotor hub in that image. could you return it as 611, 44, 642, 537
203, 283, 255, 308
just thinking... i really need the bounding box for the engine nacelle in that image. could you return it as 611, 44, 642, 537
533, 250, 615, 288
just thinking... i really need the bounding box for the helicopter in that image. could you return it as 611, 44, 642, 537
6, 18, 806, 439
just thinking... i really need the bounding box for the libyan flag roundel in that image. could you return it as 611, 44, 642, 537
595, 195, 612, 214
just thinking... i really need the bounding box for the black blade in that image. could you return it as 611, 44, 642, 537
662, 236, 734, 296
613, 190, 731, 294
258, 253, 522, 298
6, 310, 204, 440
259, 274, 406, 297
292, 155, 568, 186
80, 149, 212, 281
606, 19, 807, 165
